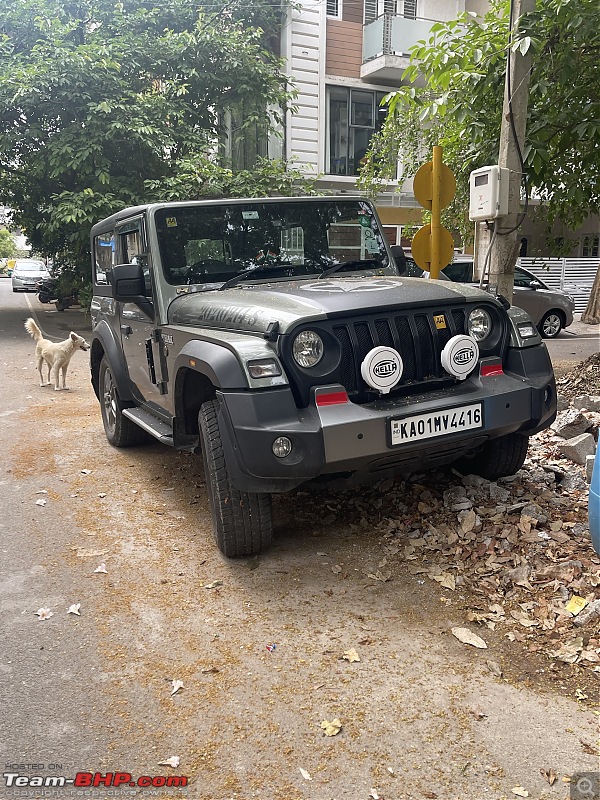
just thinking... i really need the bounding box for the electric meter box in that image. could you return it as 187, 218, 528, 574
469, 165, 509, 221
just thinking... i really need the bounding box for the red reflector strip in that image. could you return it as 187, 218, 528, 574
481, 364, 504, 377
316, 391, 349, 406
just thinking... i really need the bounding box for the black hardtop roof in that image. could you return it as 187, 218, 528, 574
90, 196, 369, 236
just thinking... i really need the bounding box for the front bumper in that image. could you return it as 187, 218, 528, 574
218, 343, 556, 493
12, 277, 40, 291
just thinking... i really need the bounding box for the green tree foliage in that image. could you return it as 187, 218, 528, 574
0, 0, 301, 277
0, 227, 17, 258
359, 0, 600, 247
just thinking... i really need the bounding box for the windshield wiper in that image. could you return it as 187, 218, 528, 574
318, 259, 378, 279
218, 261, 294, 291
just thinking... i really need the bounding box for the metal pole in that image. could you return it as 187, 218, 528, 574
430, 145, 442, 279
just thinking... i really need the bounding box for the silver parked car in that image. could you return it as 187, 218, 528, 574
510, 266, 575, 338
403, 257, 575, 339
11, 259, 50, 292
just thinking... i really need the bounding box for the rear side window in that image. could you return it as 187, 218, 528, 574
94, 232, 114, 285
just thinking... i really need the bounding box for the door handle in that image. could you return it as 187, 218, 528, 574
121, 325, 132, 336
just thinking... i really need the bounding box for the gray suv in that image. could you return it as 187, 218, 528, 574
90, 197, 557, 557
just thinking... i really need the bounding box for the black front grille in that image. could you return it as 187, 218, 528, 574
332, 308, 467, 398
281, 302, 506, 408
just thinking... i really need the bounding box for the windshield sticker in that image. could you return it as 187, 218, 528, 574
166, 217, 178, 227
359, 215, 372, 228
242, 211, 260, 220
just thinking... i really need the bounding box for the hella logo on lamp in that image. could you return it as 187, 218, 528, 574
361, 347, 403, 394
441, 335, 479, 380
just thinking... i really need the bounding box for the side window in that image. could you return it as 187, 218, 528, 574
514, 267, 533, 288
94, 232, 114, 285
116, 220, 151, 296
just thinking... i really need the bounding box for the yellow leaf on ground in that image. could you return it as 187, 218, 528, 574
342, 648, 361, 663
320, 718, 342, 736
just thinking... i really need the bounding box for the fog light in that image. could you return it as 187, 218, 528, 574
272, 436, 292, 458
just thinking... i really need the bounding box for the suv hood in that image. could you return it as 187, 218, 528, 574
168, 276, 495, 335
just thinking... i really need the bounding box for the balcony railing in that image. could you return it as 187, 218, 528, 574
363, 14, 434, 63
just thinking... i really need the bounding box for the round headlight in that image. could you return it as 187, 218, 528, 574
292, 330, 324, 368
468, 308, 492, 341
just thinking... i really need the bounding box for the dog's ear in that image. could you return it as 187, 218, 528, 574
70, 332, 78, 341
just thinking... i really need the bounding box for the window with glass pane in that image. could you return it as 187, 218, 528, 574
401, 0, 417, 18
327, 87, 389, 176
582, 235, 599, 258
326, 0, 339, 15
94, 232, 114, 285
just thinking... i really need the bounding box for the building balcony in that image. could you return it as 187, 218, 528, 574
361, 14, 434, 83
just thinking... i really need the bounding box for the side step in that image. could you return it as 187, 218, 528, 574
122, 408, 174, 445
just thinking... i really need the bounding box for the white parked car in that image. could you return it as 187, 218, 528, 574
11, 259, 50, 292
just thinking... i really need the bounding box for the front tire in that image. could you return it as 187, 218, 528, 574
199, 399, 272, 557
538, 310, 564, 338
99, 357, 148, 447
454, 432, 529, 480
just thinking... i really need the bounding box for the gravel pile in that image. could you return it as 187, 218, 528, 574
556, 352, 600, 401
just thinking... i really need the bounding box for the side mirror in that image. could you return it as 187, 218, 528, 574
529, 279, 542, 290
108, 263, 153, 317
109, 263, 145, 298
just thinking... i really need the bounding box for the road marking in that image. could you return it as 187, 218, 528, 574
24, 291, 62, 341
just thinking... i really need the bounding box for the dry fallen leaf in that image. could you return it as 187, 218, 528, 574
320, 718, 342, 736
431, 572, 456, 590
67, 604, 81, 616
540, 768, 557, 786
200, 667, 220, 674
511, 788, 529, 798
342, 648, 360, 663
35, 608, 53, 620
35, 498, 47, 507
299, 768, 312, 781
367, 570, 391, 582
170, 680, 184, 696
94, 563, 108, 574
451, 627, 488, 649
331, 565, 342, 574
97, 492, 107, 498
204, 580, 222, 589
81, 469, 92, 475
158, 756, 180, 768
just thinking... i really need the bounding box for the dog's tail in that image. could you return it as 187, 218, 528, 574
24, 317, 43, 342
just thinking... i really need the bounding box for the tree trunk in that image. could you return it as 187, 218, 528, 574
581, 264, 600, 324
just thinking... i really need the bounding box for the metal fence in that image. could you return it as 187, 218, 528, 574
518, 257, 598, 314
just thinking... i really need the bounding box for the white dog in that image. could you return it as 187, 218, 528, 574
25, 317, 90, 391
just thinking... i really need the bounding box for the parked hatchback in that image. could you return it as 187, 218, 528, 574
11, 259, 50, 292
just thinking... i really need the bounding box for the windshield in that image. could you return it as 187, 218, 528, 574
15, 261, 45, 271
155, 200, 393, 287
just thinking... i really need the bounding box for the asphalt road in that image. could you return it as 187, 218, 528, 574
0, 281, 598, 800
542, 319, 599, 376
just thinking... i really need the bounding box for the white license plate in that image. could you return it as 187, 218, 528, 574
390, 403, 483, 445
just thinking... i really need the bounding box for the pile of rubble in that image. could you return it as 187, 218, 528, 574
315, 358, 600, 677
556, 351, 600, 401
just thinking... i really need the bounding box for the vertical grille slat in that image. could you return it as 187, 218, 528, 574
394, 316, 417, 382
333, 325, 356, 391
415, 314, 435, 378
375, 319, 394, 347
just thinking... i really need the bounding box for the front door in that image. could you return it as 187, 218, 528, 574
116, 218, 167, 411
